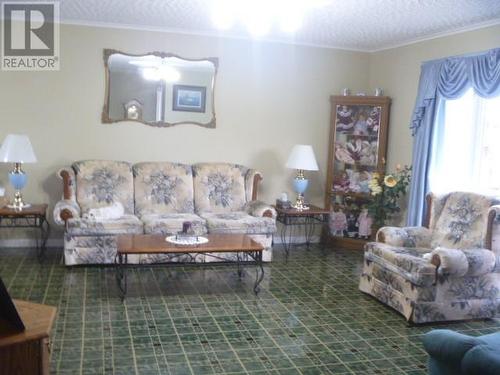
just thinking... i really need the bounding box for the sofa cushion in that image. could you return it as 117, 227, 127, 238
67, 215, 143, 236
431, 192, 493, 249
200, 212, 276, 235
73, 160, 134, 214
133, 162, 195, 216
142, 213, 207, 235
193, 163, 248, 213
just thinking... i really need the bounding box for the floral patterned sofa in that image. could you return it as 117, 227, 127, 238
359, 191, 500, 323
53, 160, 276, 265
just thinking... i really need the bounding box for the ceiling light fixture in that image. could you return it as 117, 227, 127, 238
142, 66, 181, 82
279, 4, 304, 33
210, 0, 329, 37
243, 0, 272, 37
211, 0, 237, 30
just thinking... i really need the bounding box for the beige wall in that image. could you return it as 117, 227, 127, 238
368, 24, 500, 170
1, 21, 498, 242
0, 23, 369, 238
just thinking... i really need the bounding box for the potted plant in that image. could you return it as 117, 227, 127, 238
367, 165, 411, 230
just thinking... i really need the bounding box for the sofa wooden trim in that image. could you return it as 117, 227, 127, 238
59, 169, 74, 223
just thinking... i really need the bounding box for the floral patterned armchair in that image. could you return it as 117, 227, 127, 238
359, 191, 500, 323
53, 160, 276, 265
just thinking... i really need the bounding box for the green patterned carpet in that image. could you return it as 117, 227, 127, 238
1, 245, 500, 375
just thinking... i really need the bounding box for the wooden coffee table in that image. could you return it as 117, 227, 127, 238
115, 233, 265, 298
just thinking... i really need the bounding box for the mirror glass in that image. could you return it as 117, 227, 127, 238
103, 50, 217, 128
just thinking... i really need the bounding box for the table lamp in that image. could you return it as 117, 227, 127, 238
285, 144, 319, 210
0, 134, 37, 210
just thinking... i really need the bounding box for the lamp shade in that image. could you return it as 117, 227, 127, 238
285, 144, 319, 171
0, 134, 37, 163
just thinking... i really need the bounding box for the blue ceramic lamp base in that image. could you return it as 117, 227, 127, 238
292, 172, 310, 211
7, 163, 31, 210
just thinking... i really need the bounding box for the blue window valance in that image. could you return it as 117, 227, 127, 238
407, 48, 500, 225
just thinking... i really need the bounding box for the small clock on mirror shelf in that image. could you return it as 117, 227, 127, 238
124, 99, 143, 121
325, 95, 391, 250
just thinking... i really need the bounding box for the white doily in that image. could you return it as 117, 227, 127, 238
165, 235, 209, 246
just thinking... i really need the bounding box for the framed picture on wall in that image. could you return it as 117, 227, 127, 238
172, 84, 207, 113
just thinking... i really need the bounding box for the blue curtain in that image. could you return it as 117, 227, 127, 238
407, 48, 500, 226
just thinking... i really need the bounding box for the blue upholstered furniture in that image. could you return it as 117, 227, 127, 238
423, 329, 500, 375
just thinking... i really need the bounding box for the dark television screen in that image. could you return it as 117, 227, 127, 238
0, 276, 24, 331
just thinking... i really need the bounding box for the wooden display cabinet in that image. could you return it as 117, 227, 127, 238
324, 95, 391, 250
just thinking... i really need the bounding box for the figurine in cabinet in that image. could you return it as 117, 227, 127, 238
367, 106, 381, 133
346, 212, 358, 238
333, 171, 350, 192
336, 105, 354, 132
353, 112, 369, 136
357, 208, 373, 239
329, 208, 347, 237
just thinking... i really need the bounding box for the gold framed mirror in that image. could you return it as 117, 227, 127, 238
102, 49, 218, 128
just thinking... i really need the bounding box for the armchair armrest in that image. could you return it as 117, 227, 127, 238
486, 205, 500, 250
244, 200, 276, 219
423, 329, 481, 364
53, 199, 81, 226
377, 226, 432, 248
429, 248, 496, 277
429, 247, 469, 277
461, 249, 496, 276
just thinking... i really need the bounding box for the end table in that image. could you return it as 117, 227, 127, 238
275, 205, 330, 256
0, 204, 50, 260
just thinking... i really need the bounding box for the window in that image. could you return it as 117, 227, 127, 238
428, 89, 500, 195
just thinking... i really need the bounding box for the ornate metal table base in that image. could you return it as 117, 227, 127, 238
115, 251, 264, 300
275, 205, 330, 257
0, 204, 50, 260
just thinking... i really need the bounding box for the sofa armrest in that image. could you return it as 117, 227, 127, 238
245, 169, 263, 202
58, 167, 76, 201
423, 329, 481, 364
377, 226, 432, 248
53, 199, 81, 226
54, 167, 80, 225
245, 200, 276, 219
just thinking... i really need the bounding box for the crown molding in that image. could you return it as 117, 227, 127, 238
370, 18, 500, 53
59, 18, 369, 53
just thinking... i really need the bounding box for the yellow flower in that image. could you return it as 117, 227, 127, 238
384, 175, 397, 188
372, 172, 380, 179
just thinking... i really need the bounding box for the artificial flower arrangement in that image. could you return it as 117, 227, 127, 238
367, 165, 412, 229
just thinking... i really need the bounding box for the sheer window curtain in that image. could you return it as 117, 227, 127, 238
428, 90, 500, 195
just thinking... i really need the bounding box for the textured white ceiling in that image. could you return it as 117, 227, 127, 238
53, 0, 500, 51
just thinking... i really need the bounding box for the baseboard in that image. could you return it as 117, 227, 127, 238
0, 235, 320, 248
0, 238, 63, 248
272, 235, 321, 245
